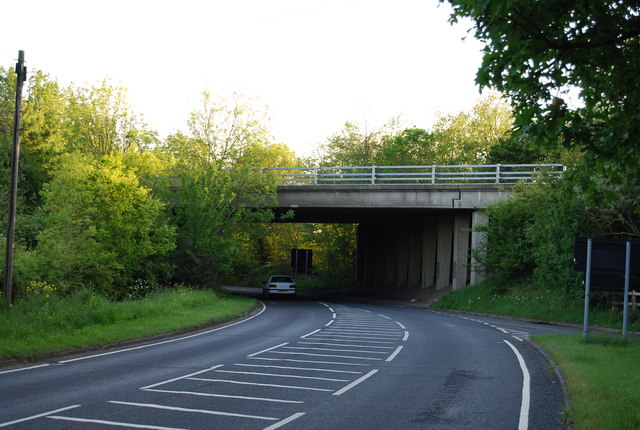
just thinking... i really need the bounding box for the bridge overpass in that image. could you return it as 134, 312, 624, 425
265, 164, 563, 295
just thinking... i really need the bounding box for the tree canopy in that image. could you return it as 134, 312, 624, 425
444, 0, 640, 186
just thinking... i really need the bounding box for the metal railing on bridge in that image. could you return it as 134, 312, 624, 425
258, 164, 565, 186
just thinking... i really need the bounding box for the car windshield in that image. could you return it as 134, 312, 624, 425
270, 276, 293, 283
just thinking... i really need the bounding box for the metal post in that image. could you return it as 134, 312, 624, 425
4, 50, 26, 310
583, 238, 592, 341
623, 240, 631, 341
495, 164, 501, 184
371, 166, 376, 185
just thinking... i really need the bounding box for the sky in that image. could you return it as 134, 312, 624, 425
2, 0, 485, 157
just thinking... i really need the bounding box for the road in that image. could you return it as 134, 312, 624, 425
0, 288, 574, 429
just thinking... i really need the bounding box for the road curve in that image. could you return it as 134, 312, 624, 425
0, 290, 567, 429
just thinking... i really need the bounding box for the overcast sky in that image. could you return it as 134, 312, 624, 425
2, 0, 484, 156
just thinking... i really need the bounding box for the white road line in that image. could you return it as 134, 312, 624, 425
0, 363, 50, 376
249, 357, 373, 366
301, 329, 321, 338
307, 335, 397, 342
234, 363, 362, 374
48, 415, 188, 429
332, 313, 337, 319
333, 369, 379, 396
354, 308, 372, 313
297, 341, 393, 349
396, 321, 406, 330
142, 388, 304, 404
325, 319, 334, 327
504, 340, 531, 430
284, 346, 388, 355
321, 328, 401, 335
214, 369, 349, 382
108, 401, 278, 421
268, 351, 382, 360
386, 346, 404, 362
402, 331, 410, 341
57, 302, 266, 364
140, 365, 223, 390
248, 342, 289, 357
0, 405, 81, 428
512, 336, 524, 342
263, 412, 306, 430
188, 377, 334, 391
377, 313, 392, 320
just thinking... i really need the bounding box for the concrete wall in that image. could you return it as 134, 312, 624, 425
356, 210, 482, 293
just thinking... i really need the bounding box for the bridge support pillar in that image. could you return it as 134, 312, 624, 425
470, 210, 488, 285
421, 215, 437, 289
435, 214, 453, 290
452, 212, 471, 290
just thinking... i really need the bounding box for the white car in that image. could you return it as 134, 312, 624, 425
263, 275, 297, 298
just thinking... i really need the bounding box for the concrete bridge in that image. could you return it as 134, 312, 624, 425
265, 164, 563, 295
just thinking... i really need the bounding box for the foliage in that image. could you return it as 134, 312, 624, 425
0, 286, 257, 360
35, 153, 175, 298
534, 335, 640, 429
444, 0, 640, 191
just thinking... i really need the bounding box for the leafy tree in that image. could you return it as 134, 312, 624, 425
65, 80, 154, 158
444, 0, 640, 186
430, 91, 514, 164
35, 153, 175, 298
315, 119, 400, 166
376, 128, 438, 166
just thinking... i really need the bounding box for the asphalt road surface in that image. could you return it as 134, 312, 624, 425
0, 288, 575, 429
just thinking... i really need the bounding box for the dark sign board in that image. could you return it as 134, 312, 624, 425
586, 273, 640, 292
574, 238, 640, 273
291, 249, 313, 273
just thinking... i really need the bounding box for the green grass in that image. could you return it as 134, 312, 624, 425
431, 279, 640, 331
533, 334, 640, 429
0, 287, 258, 361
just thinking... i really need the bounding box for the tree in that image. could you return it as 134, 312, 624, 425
444, 0, 640, 185
430, 91, 514, 164
65, 80, 154, 158
376, 128, 438, 166
35, 153, 175, 298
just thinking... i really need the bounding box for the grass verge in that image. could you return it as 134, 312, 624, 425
0, 286, 257, 361
533, 334, 640, 429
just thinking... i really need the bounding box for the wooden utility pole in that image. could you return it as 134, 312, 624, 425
4, 51, 27, 309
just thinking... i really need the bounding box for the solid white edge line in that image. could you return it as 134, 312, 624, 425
0, 363, 50, 376
141, 365, 223, 390
386, 346, 404, 362
325, 319, 334, 327
58, 302, 267, 364
333, 369, 379, 396
504, 340, 530, 430
0, 405, 81, 428
248, 342, 289, 357
263, 412, 306, 430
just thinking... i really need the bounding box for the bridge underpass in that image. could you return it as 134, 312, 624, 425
271, 184, 500, 296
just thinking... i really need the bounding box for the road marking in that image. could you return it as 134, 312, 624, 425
396, 321, 406, 329
0, 405, 80, 428
234, 363, 362, 374
402, 331, 410, 341
108, 401, 278, 421
297, 341, 393, 349
307, 334, 396, 343
386, 346, 404, 362
333, 369, 379, 395
188, 377, 334, 391
48, 415, 188, 429
377, 313, 392, 320
268, 351, 382, 360
504, 340, 530, 430
284, 346, 388, 355
143, 388, 304, 403
214, 369, 349, 382
140, 365, 223, 390
325, 319, 334, 327
249, 357, 373, 366
248, 342, 289, 357
0, 363, 50, 376
57, 303, 266, 364
263, 412, 306, 430
301, 329, 321, 338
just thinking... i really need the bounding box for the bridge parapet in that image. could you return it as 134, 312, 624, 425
259, 164, 564, 186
